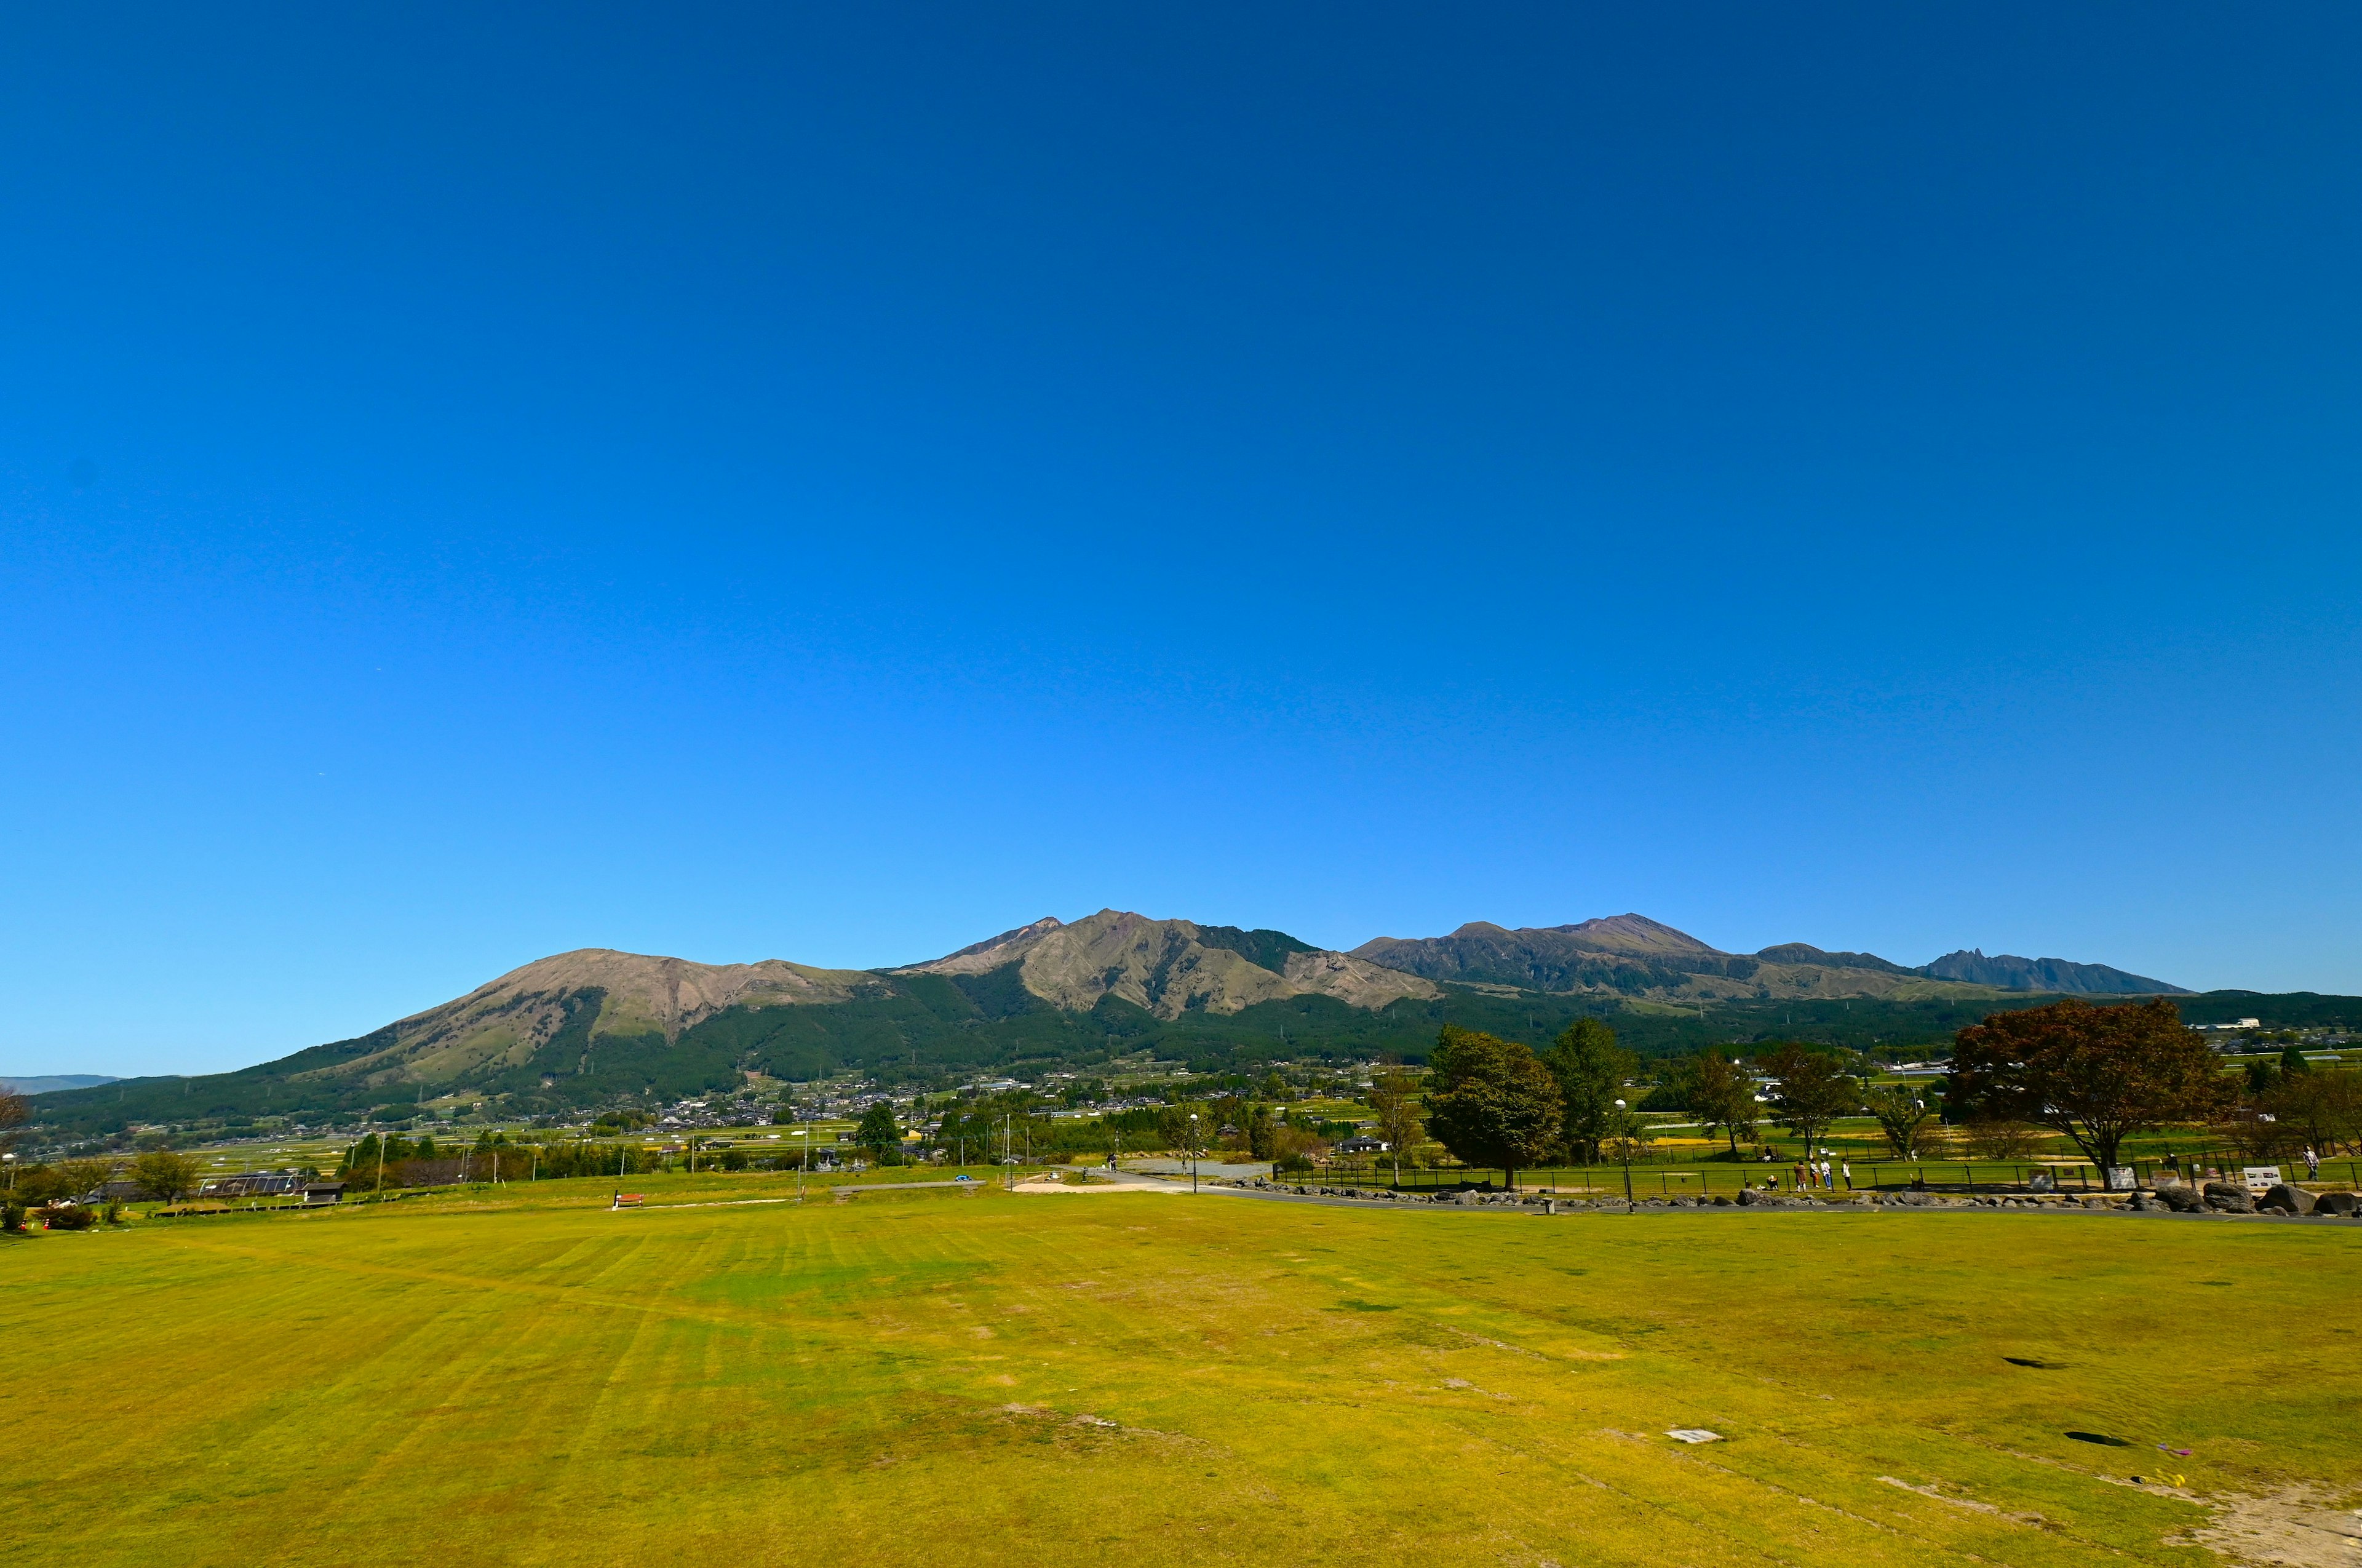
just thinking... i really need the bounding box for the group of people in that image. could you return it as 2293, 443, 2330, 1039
1792, 1153, 1849, 1192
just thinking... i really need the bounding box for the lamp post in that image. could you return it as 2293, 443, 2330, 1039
1189, 1113, 1199, 1194
2, 1152, 14, 1193
1613, 1099, 1634, 1212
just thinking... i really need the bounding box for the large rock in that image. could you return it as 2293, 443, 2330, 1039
2150, 1182, 2206, 1214
2313, 1190, 2358, 1217
2259, 1184, 2316, 1216
2201, 1181, 2256, 1214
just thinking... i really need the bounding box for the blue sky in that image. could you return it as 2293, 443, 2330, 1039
5, 4, 2359, 1075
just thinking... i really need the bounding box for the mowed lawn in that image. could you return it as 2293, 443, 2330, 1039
6, 1182, 2358, 1568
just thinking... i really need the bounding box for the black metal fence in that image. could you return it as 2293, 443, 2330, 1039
1314, 1154, 2362, 1197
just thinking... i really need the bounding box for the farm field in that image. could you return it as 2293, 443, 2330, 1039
6, 1176, 2359, 1567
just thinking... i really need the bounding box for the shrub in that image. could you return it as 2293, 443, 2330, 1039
43, 1204, 97, 1231
2, 1201, 24, 1233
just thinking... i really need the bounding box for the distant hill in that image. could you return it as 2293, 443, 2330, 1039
1, 1074, 119, 1096
1351, 915, 2189, 998
1916, 948, 2182, 994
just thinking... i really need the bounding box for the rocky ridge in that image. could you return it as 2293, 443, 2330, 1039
1351, 916, 2185, 1000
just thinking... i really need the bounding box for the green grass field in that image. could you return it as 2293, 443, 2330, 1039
7, 1174, 2358, 1567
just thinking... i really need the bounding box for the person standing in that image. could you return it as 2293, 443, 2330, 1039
1840, 1158, 1853, 1190
2304, 1145, 2320, 1180
1821, 1157, 1834, 1190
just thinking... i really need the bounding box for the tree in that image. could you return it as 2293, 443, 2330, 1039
1543, 1017, 1634, 1164
55, 1158, 121, 1201
133, 1148, 200, 1204
855, 1102, 901, 1164
1946, 998, 2236, 1172
1423, 1025, 1562, 1190
0, 1088, 26, 1140
1687, 1049, 1757, 1157
2265, 1067, 2361, 1156
1366, 1061, 1425, 1185
1246, 1106, 1278, 1161
1963, 1117, 2041, 1160
1864, 1083, 1931, 1158
1761, 1045, 1856, 1155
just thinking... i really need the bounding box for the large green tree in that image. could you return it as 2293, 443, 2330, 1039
1543, 1017, 1634, 1164
1946, 998, 2235, 1172
132, 1148, 199, 1204
1864, 1083, 1932, 1158
1760, 1045, 1856, 1155
856, 1102, 901, 1164
1686, 1048, 1757, 1156
1423, 1026, 1562, 1190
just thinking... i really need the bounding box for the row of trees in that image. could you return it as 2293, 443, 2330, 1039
3, 1148, 205, 1205
1407, 1022, 1866, 1186
1379, 998, 2304, 1188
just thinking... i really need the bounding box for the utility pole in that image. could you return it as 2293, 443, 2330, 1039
1190, 1112, 1199, 1194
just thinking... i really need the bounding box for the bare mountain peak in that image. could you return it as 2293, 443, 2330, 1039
938, 915, 1065, 961
1541, 913, 1722, 955
900, 909, 1436, 1017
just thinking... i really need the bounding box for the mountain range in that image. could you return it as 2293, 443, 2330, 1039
0, 1074, 119, 1097
23, 910, 2209, 1136
1350, 914, 2185, 999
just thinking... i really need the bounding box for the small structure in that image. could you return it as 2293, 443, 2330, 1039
299, 1182, 346, 1205
1335, 1135, 1390, 1155
198, 1172, 303, 1199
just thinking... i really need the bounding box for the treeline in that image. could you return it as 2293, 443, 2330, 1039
336, 1132, 661, 1187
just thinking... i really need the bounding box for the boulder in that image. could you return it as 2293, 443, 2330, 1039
2201, 1182, 2256, 1214
2259, 1184, 2316, 1216
2312, 1190, 2358, 1217
2150, 1182, 2206, 1214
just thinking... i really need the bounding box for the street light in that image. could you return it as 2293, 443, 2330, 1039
1613, 1099, 1634, 1212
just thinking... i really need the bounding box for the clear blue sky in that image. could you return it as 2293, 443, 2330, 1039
5, 4, 2359, 1076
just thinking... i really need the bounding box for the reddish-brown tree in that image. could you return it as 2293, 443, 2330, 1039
1946, 998, 2234, 1172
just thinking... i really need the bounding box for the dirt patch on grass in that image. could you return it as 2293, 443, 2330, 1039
2190, 1486, 2362, 1567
